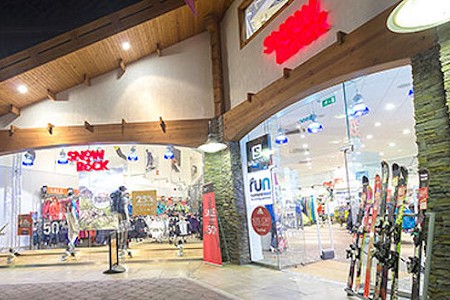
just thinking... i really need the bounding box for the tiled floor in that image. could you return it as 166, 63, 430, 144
0, 260, 355, 300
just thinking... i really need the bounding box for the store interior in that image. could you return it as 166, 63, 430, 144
0, 144, 204, 265
241, 65, 418, 291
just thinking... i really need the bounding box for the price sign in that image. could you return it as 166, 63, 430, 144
251, 206, 272, 236
132, 190, 157, 216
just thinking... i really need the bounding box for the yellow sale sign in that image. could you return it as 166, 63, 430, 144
131, 190, 157, 216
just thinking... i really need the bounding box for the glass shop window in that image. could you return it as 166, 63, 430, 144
239, 0, 293, 47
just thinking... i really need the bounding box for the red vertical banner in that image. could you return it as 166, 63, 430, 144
202, 183, 222, 266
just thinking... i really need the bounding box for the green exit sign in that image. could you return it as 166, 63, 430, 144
322, 96, 336, 108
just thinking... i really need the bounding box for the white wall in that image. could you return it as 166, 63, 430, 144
7, 33, 214, 129
221, 0, 400, 108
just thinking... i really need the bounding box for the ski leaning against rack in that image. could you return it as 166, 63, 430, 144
390, 166, 408, 300
379, 163, 400, 299
345, 176, 370, 294
373, 161, 390, 300
363, 174, 382, 298
355, 179, 373, 293
408, 168, 429, 300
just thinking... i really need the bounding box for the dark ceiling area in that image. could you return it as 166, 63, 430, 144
0, 0, 142, 59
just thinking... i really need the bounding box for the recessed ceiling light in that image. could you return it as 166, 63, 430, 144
122, 41, 131, 51
300, 134, 306, 139
385, 103, 395, 111
329, 140, 340, 144
374, 122, 381, 127
361, 144, 366, 148
304, 151, 310, 156
17, 84, 28, 94
389, 142, 396, 147
302, 144, 308, 149
403, 129, 411, 135
308, 166, 312, 170
380, 152, 384, 156
366, 134, 373, 139
306, 157, 311, 161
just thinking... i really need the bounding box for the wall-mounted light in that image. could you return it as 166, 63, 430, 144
164, 146, 175, 160
387, 0, 450, 33
198, 120, 227, 153
275, 128, 288, 145
57, 149, 69, 165
22, 150, 36, 166
127, 146, 138, 161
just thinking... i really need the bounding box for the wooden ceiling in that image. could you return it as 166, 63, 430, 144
0, 0, 233, 117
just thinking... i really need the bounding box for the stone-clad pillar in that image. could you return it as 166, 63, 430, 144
203, 117, 250, 264
412, 23, 450, 299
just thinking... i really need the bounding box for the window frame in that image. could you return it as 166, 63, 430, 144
238, 0, 295, 49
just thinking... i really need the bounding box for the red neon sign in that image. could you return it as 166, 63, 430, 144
67, 149, 109, 172
263, 0, 330, 64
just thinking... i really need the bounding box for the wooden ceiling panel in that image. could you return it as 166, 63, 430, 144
0, 0, 234, 116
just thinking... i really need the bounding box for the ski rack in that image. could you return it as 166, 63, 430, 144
344, 211, 436, 299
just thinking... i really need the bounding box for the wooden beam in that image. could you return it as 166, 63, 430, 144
84, 121, 94, 133
0, 119, 209, 155
117, 58, 126, 79
205, 13, 226, 116
9, 105, 20, 116
223, 6, 437, 141
0, 0, 187, 82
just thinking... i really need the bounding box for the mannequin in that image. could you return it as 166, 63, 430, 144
60, 188, 80, 261
112, 186, 132, 257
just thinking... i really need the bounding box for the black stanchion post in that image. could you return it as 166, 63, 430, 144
103, 230, 126, 274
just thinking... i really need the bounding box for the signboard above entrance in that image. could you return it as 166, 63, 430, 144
263, 0, 330, 64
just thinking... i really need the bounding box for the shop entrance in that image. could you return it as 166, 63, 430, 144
0, 144, 204, 266
241, 66, 419, 293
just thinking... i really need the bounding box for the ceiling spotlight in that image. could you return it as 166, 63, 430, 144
387, 0, 450, 33
22, 150, 36, 166
366, 134, 373, 139
17, 85, 28, 94
374, 122, 381, 127
198, 120, 228, 153
379, 152, 384, 157
300, 134, 306, 139
57, 149, 69, 165
307, 121, 323, 134
389, 142, 396, 147
403, 129, 411, 135
275, 128, 288, 145
302, 144, 308, 149
350, 94, 370, 119
304, 150, 310, 156
122, 42, 131, 51
164, 146, 175, 160
127, 146, 138, 161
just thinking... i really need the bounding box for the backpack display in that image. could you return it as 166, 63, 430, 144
110, 191, 123, 213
